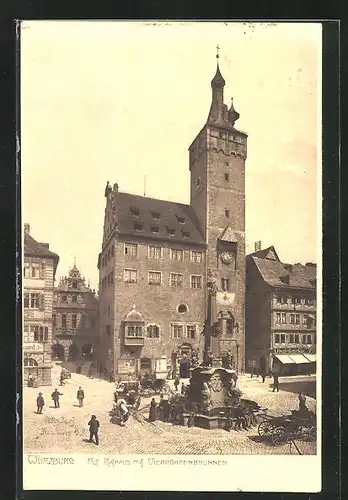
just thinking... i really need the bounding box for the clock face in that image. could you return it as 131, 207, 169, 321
220, 252, 234, 265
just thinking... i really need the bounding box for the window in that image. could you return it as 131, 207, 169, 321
147, 325, 159, 338
71, 314, 77, 329
62, 295, 68, 303
187, 325, 196, 339
151, 211, 161, 220
176, 216, 186, 224
280, 333, 286, 343
289, 334, 294, 343
167, 228, 175, 236
30, 293, 40, 309
52, 313, 56, 328
24, 293, 29, 308
191, 275, 202, 289
278, 295, 287, 304
191, 251, 203, 263
182, 231, 190, 238
226, 319, 234, 336
307, 334, 312, 344
172, 324, 184, 339
151, 225, 159, 233
224, 173, 229, 181
294, 296, 301, 304
127, 325, 143, 337
170, 273, 183, 287
294, 334, 299, 343
276, 313, 281, 324
149, 245, 161, 259
221, 278, 230, 292
290, 314, 295, 324
274, 334, 280, 343
219, 131, 223, 139
148, 271, 161, 285
72, 295, 77, 303
24, 358, 38, 367
24, 266, 30, 278
178, 304, 187, 314
304, 297, 312, 305
72, 281, 77, 289
295, 314, 300, 325
61, 314, 67, 328
133, 222, 144, 231
301, 335, 307, 344
31, 266, 37, 278
303, 315, 308, 326
34, 326, 48, 342
281, 313, 287, 324
124, 243, 138, 256
225, 209, 230, 218
124, 269, 138, 283
170, 249, 183, 261
140, 358, 151, 370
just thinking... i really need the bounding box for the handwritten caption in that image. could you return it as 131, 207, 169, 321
27, 455, 228, 468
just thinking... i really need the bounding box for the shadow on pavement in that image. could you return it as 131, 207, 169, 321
280, 380, 316, 399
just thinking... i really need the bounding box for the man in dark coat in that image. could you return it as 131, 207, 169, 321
36, 392, 45, 414
149, 398, 157, 422
88, 415, 100, 445
174, 377, 180, 392
51, 388, 63, 408
77, 386, 85, 407
272, 373, 280, 392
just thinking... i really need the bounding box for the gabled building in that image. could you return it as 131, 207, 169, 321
52, 262, 99, 365
97, 56, 248, 380
246, 245, 317, 376
23, 223, 59, 386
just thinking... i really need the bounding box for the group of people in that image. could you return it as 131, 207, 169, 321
35, 386, 85, 413
173, 377, 186, 395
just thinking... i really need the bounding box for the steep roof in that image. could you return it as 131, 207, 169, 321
112, 192, 205, 246
24, 233, 59, 275
247, 247, 316, 290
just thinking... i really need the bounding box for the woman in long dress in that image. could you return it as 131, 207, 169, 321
149, 398, 157, 422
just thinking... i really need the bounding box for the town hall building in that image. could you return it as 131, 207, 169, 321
97, 55, 248, 380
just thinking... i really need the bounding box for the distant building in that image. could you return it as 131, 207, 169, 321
52, 263, 99, 365
246, 246, 317, 376
23, 224, 59, 386
97, 57, 247, 380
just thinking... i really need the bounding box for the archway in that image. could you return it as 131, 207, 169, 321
24, 357, 38, 385
68, 342, 79, 361
52, 343, 65, 361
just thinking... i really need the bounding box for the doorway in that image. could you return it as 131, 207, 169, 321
179, 359, 190, 378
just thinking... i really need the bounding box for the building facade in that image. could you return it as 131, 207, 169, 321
52, 263, 99, 365
23, 224, 59, 386
245, 246, 317, 375
97, 57, 247, 380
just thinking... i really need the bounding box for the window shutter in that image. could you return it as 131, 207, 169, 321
34, 327, 39, 342
44, 327, 48, 341
40, 263, 45, 279
40, 294, 45, 311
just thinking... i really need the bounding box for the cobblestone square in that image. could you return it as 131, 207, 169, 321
23, 364, 317, 456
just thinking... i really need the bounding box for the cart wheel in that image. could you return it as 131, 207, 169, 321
272, 426, 288, 446
258, 420, 274, 437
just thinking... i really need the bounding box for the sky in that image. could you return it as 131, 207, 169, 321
21, 21, 322, 290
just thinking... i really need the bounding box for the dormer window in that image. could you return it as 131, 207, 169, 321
151, 225, 159, 233
182, 231, 190, 238
133, 222, 144, 232
151, 211, 161, 220
225, 209, 230, 218
130, 206, 139, 217
167, 227, 175, 236
224, 173, 229, 181
176, 215, 186, 224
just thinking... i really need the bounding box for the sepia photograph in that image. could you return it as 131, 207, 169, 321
20, 20, 322, 492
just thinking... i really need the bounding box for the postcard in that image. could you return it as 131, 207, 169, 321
20, 20, 322, 492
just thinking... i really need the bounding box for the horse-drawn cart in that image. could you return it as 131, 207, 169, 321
258, 410, 316, 446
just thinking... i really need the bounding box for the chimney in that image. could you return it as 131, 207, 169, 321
24, 223, 30, 235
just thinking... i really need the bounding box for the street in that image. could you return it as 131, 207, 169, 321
23, 363, 317, 455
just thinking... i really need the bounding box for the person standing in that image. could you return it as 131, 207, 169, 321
272, 373, 280, 392
36, 392, 45, 414
51, 388, 63, 408
60, 372, 65, 386
174, 377, 180, 392
181, 382, 185, 395
298, 392, 308, 413
162, 394, 170, 422
149, 398, 157, 422
77, 386, 85, 407
261, 372, 266, 383
88, 415, 100, 445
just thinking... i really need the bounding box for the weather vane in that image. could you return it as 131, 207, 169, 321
216, 44, 220, 59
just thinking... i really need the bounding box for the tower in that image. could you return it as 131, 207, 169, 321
189, 50, 247, 371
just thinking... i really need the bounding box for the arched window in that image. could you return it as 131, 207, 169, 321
24, 358, 38, 367
147, 324, 159, 338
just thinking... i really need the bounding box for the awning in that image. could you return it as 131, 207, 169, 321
303, 353, 316, 363
273, 354, 294, 364
288, 354, 311, 364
